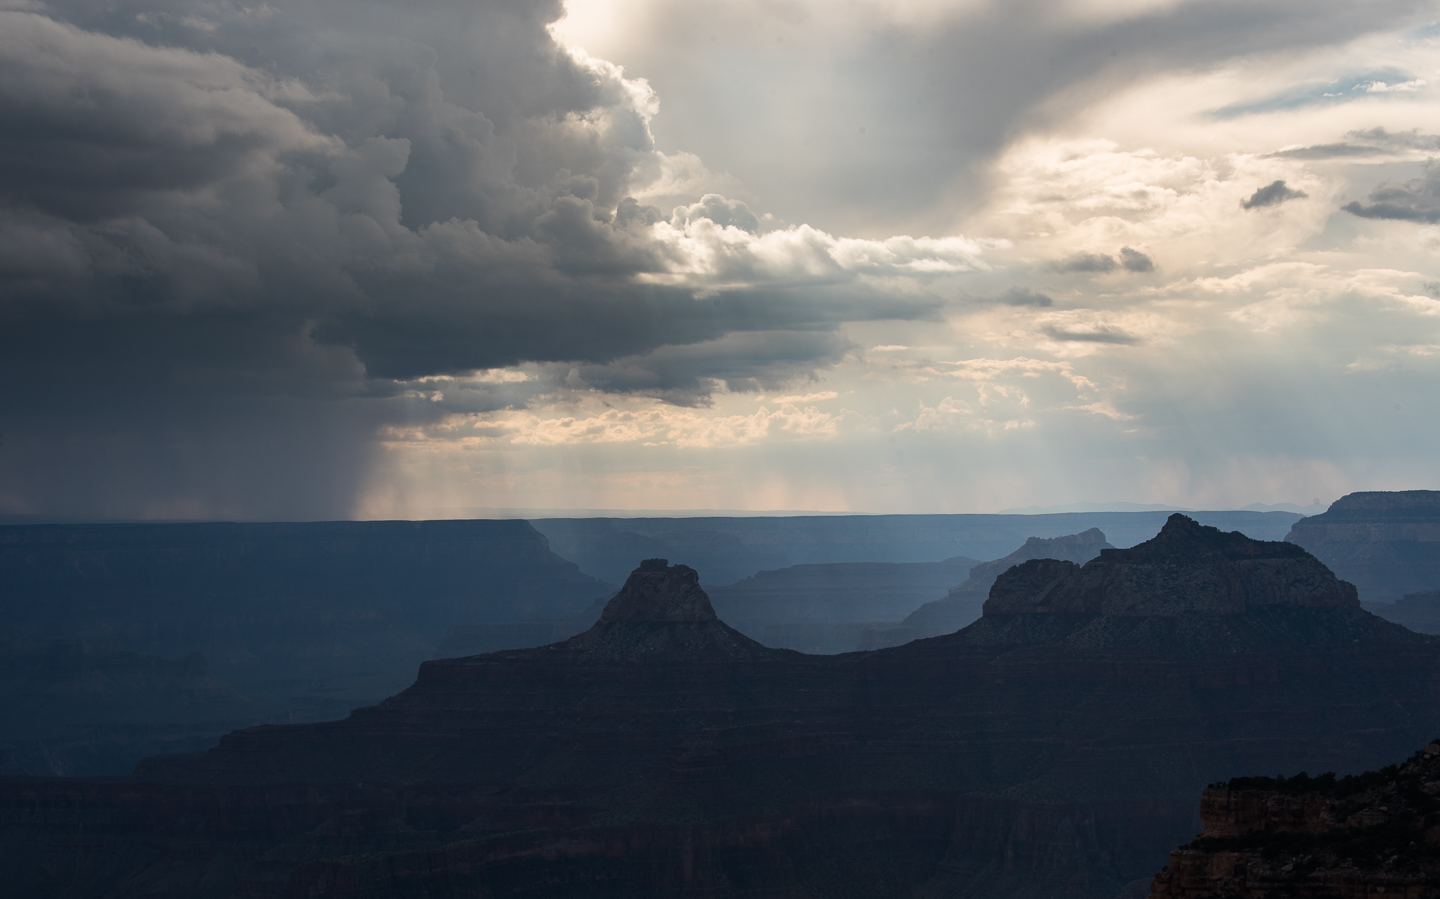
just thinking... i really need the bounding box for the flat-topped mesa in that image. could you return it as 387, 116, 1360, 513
1286, 490, 1440, 606
559, 559, 775, 660
599, 559, 717, 622
1311, 489, 1440, 519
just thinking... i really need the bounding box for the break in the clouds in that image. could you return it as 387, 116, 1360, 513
2, 0, 1440, 519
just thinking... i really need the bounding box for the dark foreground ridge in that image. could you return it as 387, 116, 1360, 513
6, 515, 1440, 899
1151, 739, 1440, 898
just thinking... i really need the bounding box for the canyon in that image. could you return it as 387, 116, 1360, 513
5, 514, 1440, 898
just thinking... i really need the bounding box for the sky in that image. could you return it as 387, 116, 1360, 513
1, 0, 1438, 520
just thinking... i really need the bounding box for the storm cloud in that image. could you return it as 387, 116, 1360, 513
0, 0, 967, 517
2, 0, 1438, 519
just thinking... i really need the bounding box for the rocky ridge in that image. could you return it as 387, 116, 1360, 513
956, 514, 1369, 653
1150, 740, 1440, 898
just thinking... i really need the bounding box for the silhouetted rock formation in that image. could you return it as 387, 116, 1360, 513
1150, 740, 1440, 898
704, 556, 979, 651
864, 528, 1112, 648
555, 560, 775, 659
1287, 490, 1440, 605
0, 519, 612, 714
958, 515, 1363, 652
6, 516, 1440, 899
0, 640, 267, 776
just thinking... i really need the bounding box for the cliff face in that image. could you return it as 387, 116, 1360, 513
1150, 741, 1440, 899
6, 519, 1440, 899
865, 528, 1114, 647
1286, 490, 1440, 605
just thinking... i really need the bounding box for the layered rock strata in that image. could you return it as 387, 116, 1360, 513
6, 519, 1440, 899
1287, 490, 1440, 605
1150, 740, 1440, 898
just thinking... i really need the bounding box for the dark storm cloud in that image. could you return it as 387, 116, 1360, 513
1000, 287, 1053, 307
1119, 247, 1154, 273
1242, 180, 1308, 209
570, 330, 855, 406
1342, 163, 1440, 223
0, 0, 936, 517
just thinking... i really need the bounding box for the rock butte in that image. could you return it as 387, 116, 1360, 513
6, 515, 1440, 899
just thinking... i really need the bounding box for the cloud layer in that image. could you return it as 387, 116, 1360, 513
0, 0, 975, 517
2, 0, 1439, 518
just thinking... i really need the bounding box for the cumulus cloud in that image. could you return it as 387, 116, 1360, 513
4, 0, 1439, 518
0, 0, 970, 517
1242, 180, 1308, 209
1342, 163, 1440, 223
